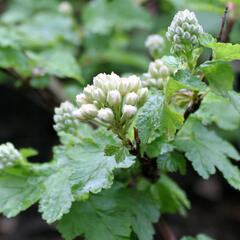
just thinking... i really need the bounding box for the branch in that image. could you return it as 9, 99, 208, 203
217, 6, 229, 42
155, 217, 176, 240
128, 128, 159, 183
222, 3, 238, 42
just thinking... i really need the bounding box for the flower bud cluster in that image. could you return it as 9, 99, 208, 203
0, 143, 22, 169
166, 9, 203, 53
53, 101, 79, 134
58, 1, 73, 14
74, 72, 148, 136
143, 59, 171, 89
145, 34, 165, 57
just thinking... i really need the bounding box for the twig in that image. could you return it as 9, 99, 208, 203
128, 128, 160, 183
217, 6, 229, 42
155, 217, 176, 240
222, 3, 238, 42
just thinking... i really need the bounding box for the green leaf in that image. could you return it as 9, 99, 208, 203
157, 152, 186, 174
175, 118, 240, 189
57, 196, 132, 240
16, 13, 79, 47
57, 185, 159, 240
19, 148, 38, 159
161, 56, 182, 69
228, 90, 240, 114
200, 61, 234, 96
29, 76, 50, 89
104, 144, 135, 164
146, 136, 174, 158
136, 92, 184, 145
174, 69, 207, 90
0, 171, 43, 217
181, 234, 215, 240
39, 169, 74, 223
151, 174, 190, 215
83, 0, 152, 35
0, 47, 32, 77
117, 188, 160, 240
27, 50, 83, 83
193, 92, 240, 130
202, 42, 240, 61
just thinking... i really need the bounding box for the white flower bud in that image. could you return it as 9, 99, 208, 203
81, 104, 98, 118
73, 109, 88, 121
54, 101, 79, 133
122, 105, 137, 119
160, 65, 169, 77
0, 143, 22, 169
58, 1, 73, 14
145, 34, 165, 56
97, 108, 114, 123
166, 9, 203, 53
92, 88, 106, 103
76, 93, 88, 106
93, 73, 107, 89
128, 75, 141, 92
125, 92, 138, 105
83, 85, 95, 102
137, 88, 148, 106
107, 90, 121, 107
119, 78, 131, 96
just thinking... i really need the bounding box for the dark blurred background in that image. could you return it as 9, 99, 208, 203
0, 0, 240, 239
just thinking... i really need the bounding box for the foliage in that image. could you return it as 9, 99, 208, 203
1, 1, 240, 240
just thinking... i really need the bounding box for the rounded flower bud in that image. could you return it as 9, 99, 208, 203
76, 93, 88, 106
125, 92, 138, 106
93, 73, 107, 89
98, 108, 114, 123
166, 9, 203, 53
73, 109, 88, 121
0, 143, 22, 169
143, 59, 171, 89
119, 78, 131, 96
122, 105, 137, 119
128, 75, 141, 92
58, 1, 73, 14
145, 34, 165, 57
54, 101, 79, 133
107, 90, 121, 107
83, 85, 95, 102
92, 88, 106, 103
81, 104, 98, 118
137, 88, 148, 106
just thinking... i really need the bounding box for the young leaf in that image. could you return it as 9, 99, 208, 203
104, 144, 135, 164
203, 42, 240, 61
175, 118, 240, 189
136, 92, 183, 145
193, 92, 240, 130
150, 174, 190, 215
174, 69, 207, 90
200, 61, 234, 96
